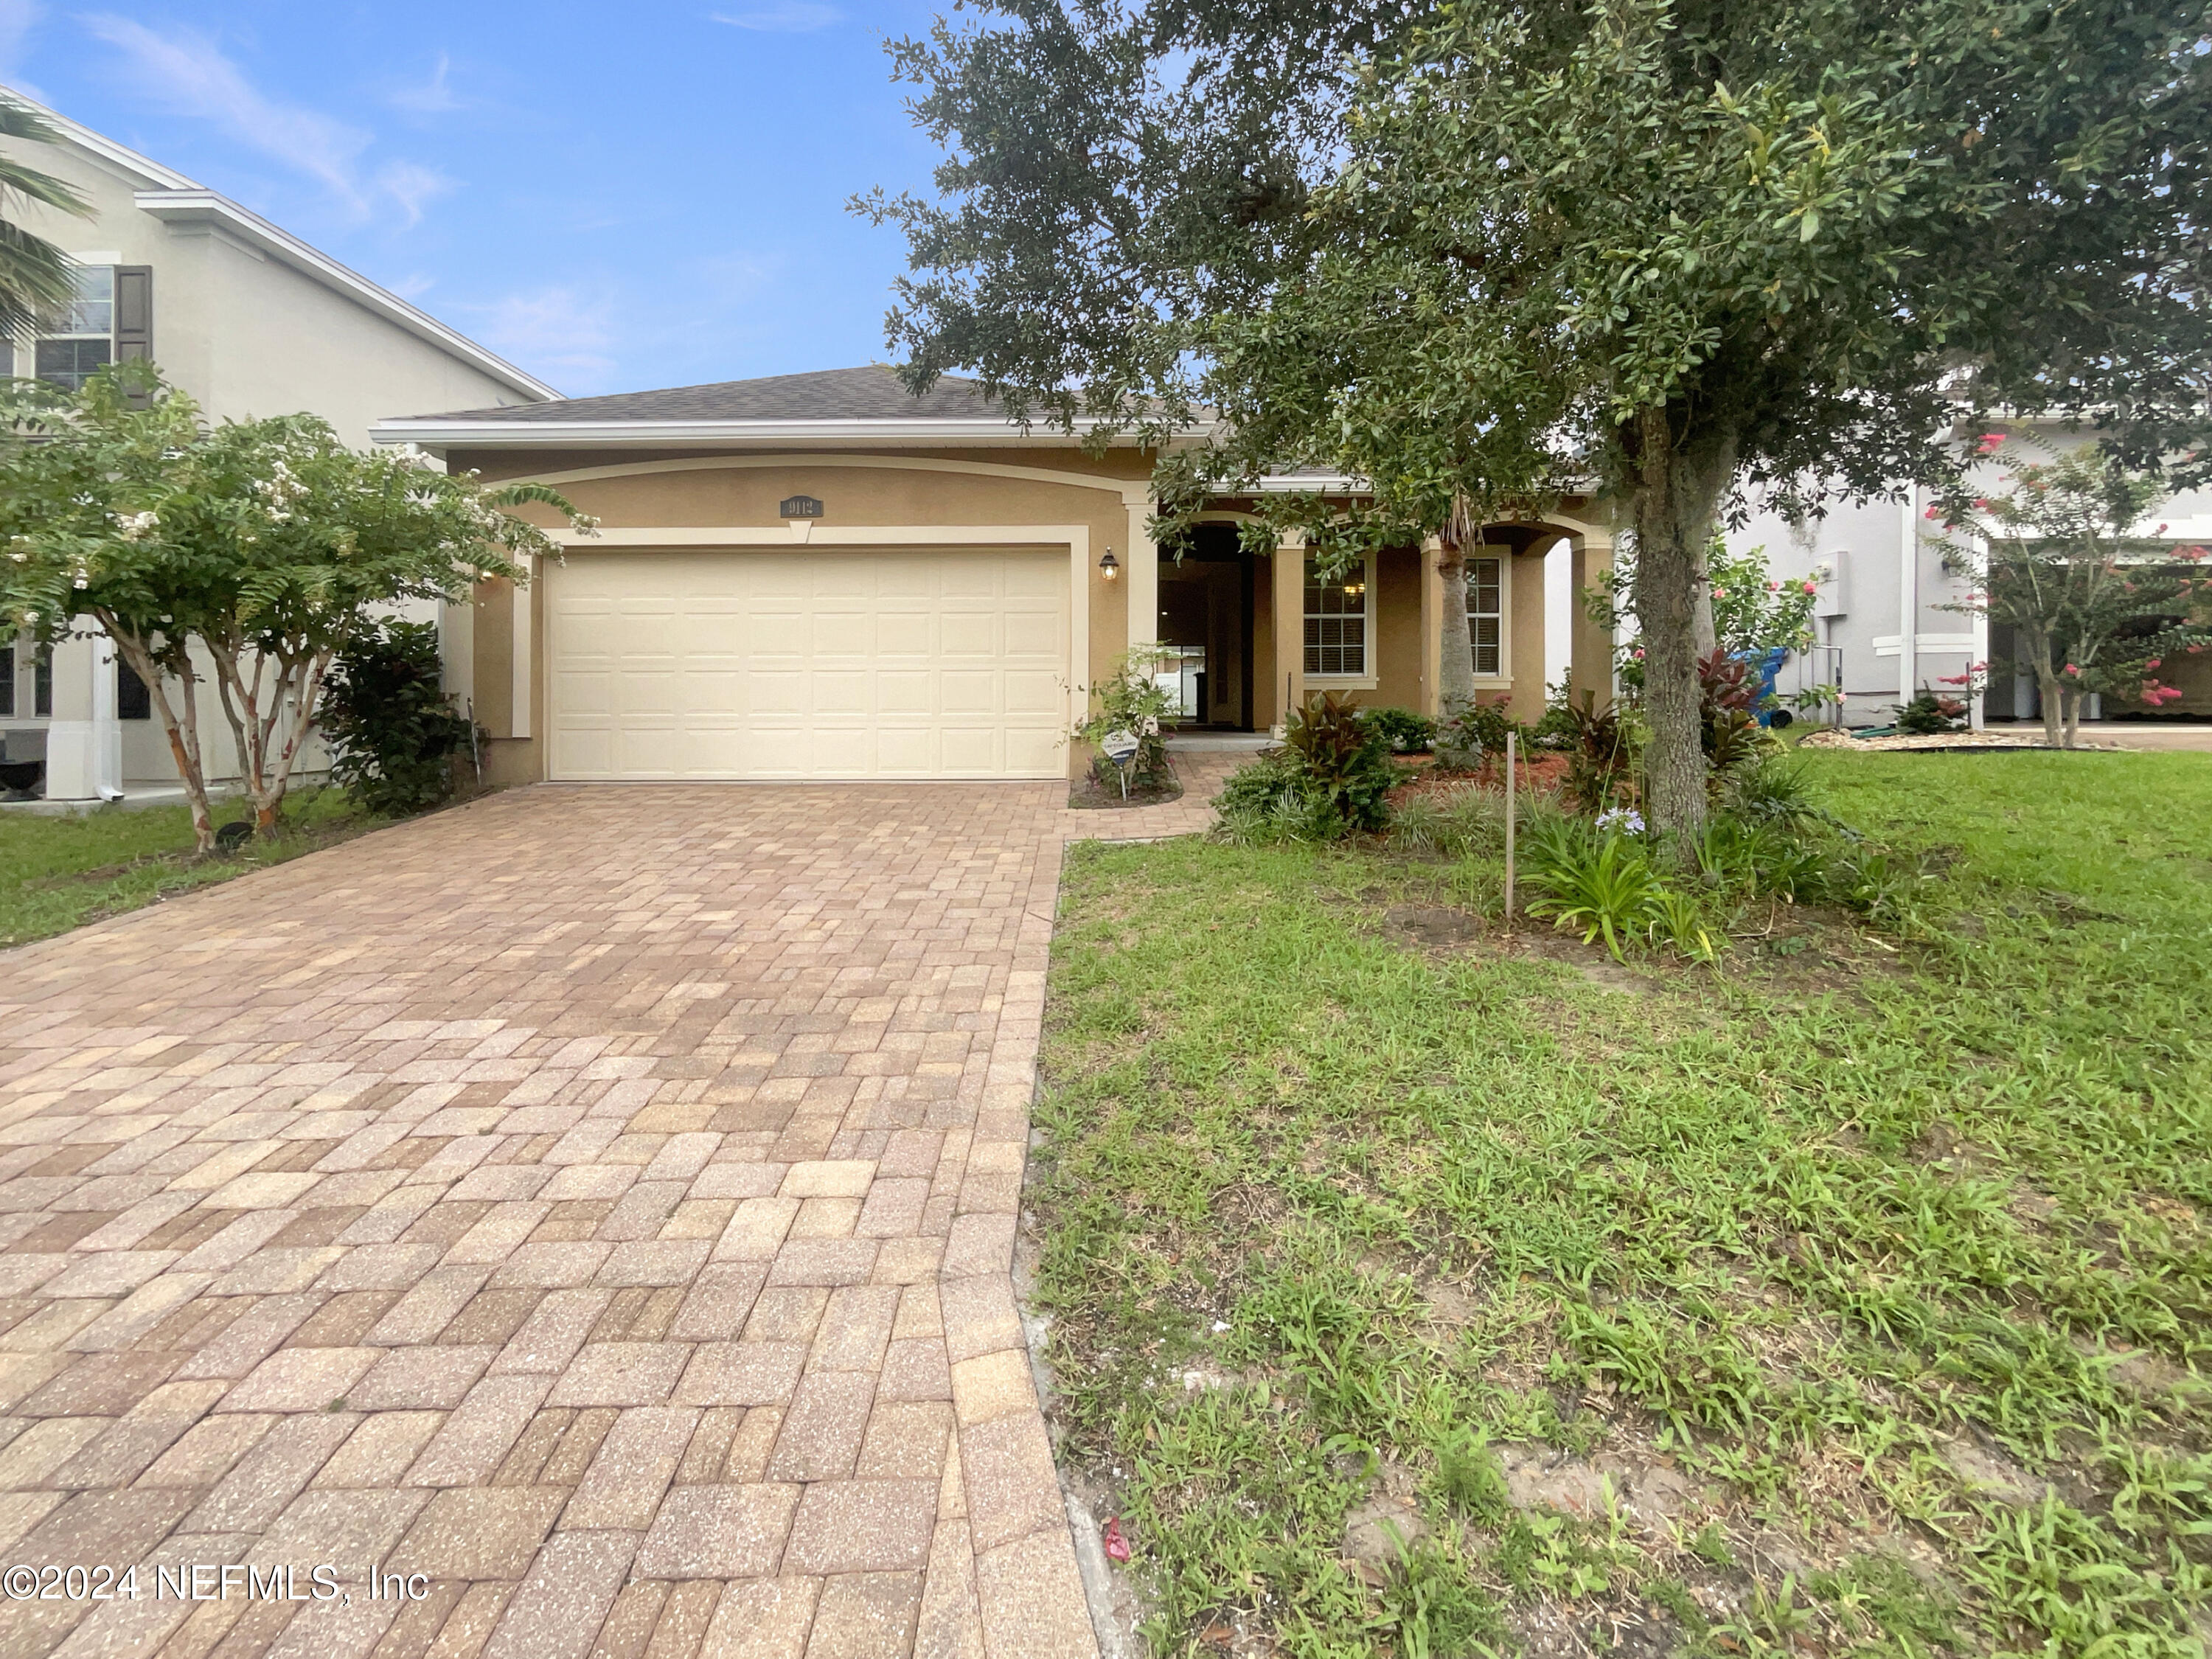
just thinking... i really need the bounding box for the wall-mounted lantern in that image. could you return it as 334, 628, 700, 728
1099, 546, 1120, 581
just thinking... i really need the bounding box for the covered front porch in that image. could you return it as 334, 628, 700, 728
1126, 512, 1619, 735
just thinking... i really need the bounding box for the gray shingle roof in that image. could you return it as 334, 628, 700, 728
413, 365, 1005, 423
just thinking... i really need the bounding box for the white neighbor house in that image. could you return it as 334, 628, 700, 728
0, 88, 555, 804
1728, 431, 2212, 729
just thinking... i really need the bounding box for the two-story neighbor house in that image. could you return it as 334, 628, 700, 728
1727, 438, 2212, 730
372, 367, 1621, 785
0, 88, 555, 803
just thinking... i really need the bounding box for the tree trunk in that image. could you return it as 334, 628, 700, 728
2033, 660, 2064, 748
2062, 685, 2082, 749
1435, 542, 1477, 717
103, 625, 215, 855
1630, 407, 1738, 852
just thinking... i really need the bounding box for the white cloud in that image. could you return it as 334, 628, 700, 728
471, 285, 619, 383
0, 0, 48, 94
80, 16, 454, 228
83, 15, 372, 210
375, 159, 456, 228
389, 52, 462, 115
710, 3, 841, 32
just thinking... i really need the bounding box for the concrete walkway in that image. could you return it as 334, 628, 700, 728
0, 757, 1231, 1659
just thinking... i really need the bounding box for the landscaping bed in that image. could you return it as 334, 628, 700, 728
1030, 749, 2211, 1657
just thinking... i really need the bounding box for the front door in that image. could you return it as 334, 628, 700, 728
1158, 525, 1255, 729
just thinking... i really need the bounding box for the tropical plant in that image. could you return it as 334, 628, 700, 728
864, 0, 2212, 851
1282, 692, 1397, 831
0, 366, 589, 853
1522, 820, 1663, 963
319, 619, 476, 818
1932, 439, 2212, 748
0, 94, 93, 347
1076, 646, 1178, 789
1698, 650, 1770, 783
1560, 693, 1635, 815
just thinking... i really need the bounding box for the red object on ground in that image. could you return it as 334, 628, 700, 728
1102, 1517, 1131, 1562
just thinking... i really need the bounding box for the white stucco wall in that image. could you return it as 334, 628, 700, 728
0, 112, 546, 792
1728, 430, 2212, 726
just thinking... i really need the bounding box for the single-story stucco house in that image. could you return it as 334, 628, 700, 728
373, 367, 1622, 785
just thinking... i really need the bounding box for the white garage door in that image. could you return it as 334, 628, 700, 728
546, 549, 1069, 780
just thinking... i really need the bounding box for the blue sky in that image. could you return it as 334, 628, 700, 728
0, 1, 953, 397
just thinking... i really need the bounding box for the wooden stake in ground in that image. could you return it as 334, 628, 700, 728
1503, 729, 1517, 925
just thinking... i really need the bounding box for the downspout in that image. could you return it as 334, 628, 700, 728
1899, 487, 1918, 705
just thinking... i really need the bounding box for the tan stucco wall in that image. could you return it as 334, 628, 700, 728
1373, 546, 1425, 712
454, 451, 1153, 781
1507, 549, 1550, 722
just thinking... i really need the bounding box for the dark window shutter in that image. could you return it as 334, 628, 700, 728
116, 658, 151, 720
114, 267, 152, 362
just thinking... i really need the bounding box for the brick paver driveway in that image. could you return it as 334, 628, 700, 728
0, 776, 1224, 1659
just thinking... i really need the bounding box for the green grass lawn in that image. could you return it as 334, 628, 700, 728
1034, 750, 2212, 1658
1, 787, 366, 949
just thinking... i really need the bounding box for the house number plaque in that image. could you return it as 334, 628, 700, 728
779, 495, 824, 519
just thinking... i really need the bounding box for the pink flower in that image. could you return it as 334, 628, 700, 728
1937, 673, 1970, 685
1924, 504, 1941, 519
2063, 663, 2080, 676
1974, 498, 1991, 511
2146, 658, 2161, 670
1976, 432, 2006, 454
1711, 587, 1727, 599
1632, 647, 1645, 660
2157, 524, 2169, 534
1801, 581, 1818, 594
2176, 545, 2209, 562
1767, 580, 1781, 592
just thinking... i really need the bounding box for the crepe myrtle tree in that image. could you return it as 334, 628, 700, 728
862, 0, 2212, 846
1933, 437, 2212, 749
0, 366, 591, 852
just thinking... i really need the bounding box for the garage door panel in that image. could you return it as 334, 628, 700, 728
549, 548, 1067, 780
876, 613, 934, 656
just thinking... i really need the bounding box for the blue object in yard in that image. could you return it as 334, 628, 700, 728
1731, 646, 1790, 725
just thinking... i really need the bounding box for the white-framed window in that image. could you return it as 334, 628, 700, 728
1304, 554, 1374, 679
36, 266, 114, 391
1467, 554, 1508, 680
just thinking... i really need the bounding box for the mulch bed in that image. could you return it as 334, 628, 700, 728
1388, 751, 1571, 808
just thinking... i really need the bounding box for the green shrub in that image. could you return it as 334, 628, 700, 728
319, 620, 474, 818
1361, 705, 1436, 754
1077, 648, 1178, 787
1894, 690, 1968, 734
1212, 751, 1348, 844
1215, 694, 1399, 843
1434, 693, 1518, 770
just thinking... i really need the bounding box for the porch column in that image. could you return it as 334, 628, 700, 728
41, 621, 120, 801
1568, 532, 1617, 710
1123, 489, 1158, 654
1419, 535, 1445, 720
1270, 532, 1306, 737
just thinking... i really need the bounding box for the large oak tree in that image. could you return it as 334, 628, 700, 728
862, 0, 2212, 837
